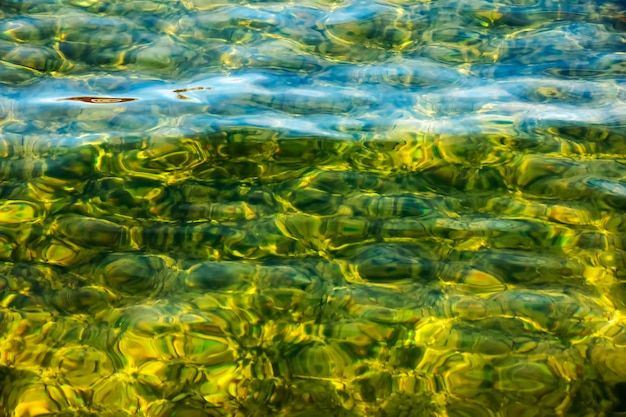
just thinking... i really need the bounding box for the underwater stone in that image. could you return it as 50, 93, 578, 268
100, 254, 169, 295
353, 244, 433, 282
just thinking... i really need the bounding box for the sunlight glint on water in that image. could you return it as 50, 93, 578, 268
1, 0, 626, 416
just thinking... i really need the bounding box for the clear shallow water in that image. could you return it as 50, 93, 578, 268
1, 0, 626, 416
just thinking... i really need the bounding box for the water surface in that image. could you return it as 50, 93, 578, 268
1, 0, 626, 416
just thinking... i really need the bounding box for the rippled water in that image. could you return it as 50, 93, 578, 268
1, 0, 626, 416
